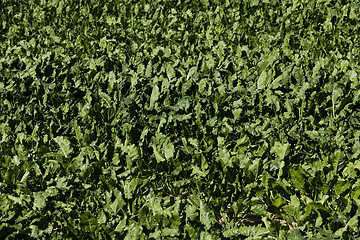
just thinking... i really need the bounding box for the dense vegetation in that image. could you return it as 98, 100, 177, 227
1, 0, 360, 238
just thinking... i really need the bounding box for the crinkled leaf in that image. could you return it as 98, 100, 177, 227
149, 85, 160, 109
53, 136, 72, 158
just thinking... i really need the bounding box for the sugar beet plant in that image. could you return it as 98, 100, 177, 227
1, 0, 360, 239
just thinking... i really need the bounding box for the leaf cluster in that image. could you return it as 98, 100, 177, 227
1, 0, 360, 239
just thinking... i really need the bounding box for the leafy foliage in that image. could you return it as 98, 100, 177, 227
1, 0, 360, 238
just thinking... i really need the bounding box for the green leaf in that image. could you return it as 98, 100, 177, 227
330, 150, 344, 175
250, 0, 259, 7
223, 227, 240, 237
271, 142, 290, 160
99, 91, 111, 107
290, 168, 305, 191
166, 63, 176, 80
108, 71, 116, 89
162, 228, 178, 237
115, 216, 127, 233
53, 136, 72, 158
273, 197, 287, 207
164, 140, 175, 159
346, 215, 359, 231
89, 58, 96, 70
124, 178, 138, 199
152, 144, 165, 163
186, 204, 198, 220
251, 204, 268, 216
123, 143, 140, 169
33, 192, 47, 210
145, 60, 152, 78
332, 85, 342, 117
219, 147, 232, 167
98, 210, 107, 224
287, 229, 306, 240
187, 66, 197, 80
238, 226, 270, 237
149, 85, 160, 109
334, 181, 351, 195
257, 70, 268, 90
200, 200, 212, 230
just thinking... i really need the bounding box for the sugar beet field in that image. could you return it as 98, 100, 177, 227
1, 0, 360, 239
